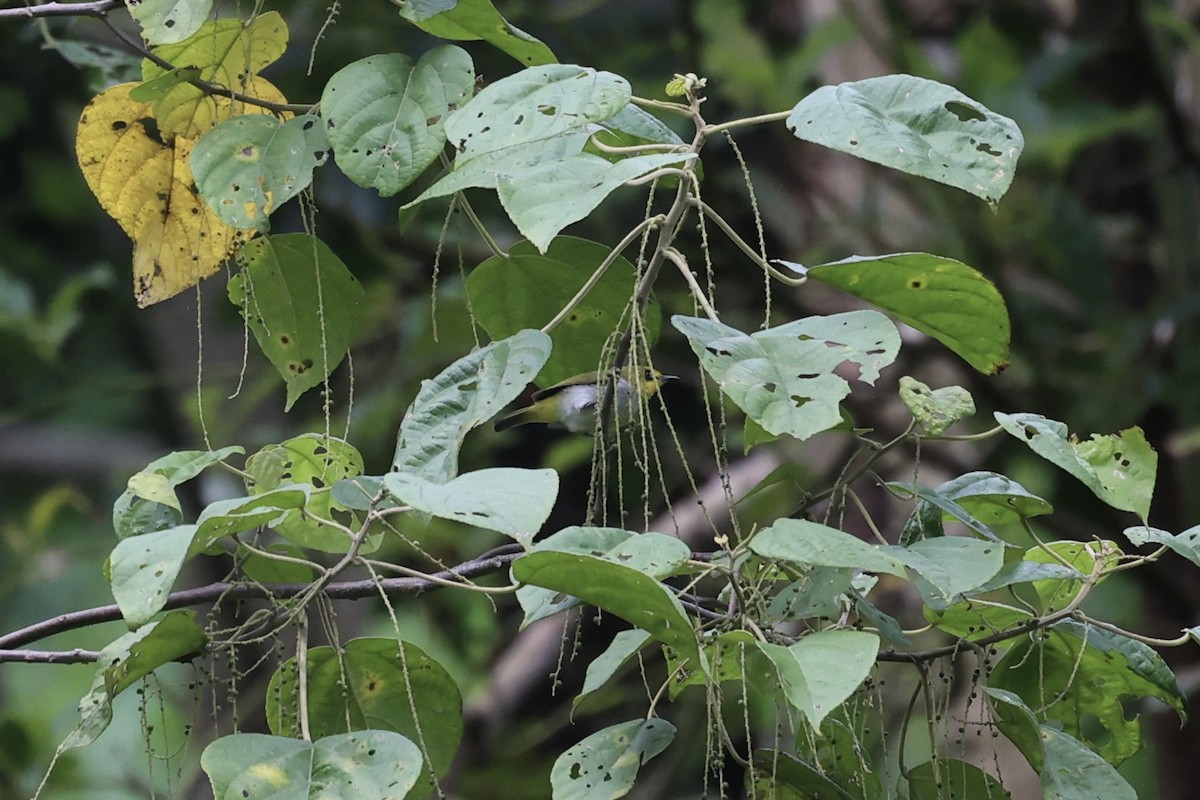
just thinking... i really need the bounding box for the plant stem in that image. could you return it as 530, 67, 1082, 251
662, 247, 719, 322
703, 109, 792, 135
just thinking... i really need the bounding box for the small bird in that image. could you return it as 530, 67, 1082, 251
494, 367, 677, 434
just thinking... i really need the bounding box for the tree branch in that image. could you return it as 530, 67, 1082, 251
0, 0, 120, 20
0, 544, 525, 652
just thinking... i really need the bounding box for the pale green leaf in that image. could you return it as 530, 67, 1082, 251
808, 253, 1009, 374
748, 518, 907, 577
384, 468, 558, 547
126, 471, 181, 513
897, 376, 976, 434
515, 526, 634, 627
908, 759, 1010, 800
113, 447, 243, 539
193, 486, 310, 552
787, 75, 1023, 207
935, 471, 1052, 526
109, 524, 196, 627
229, 234, 365, 411
575, 629, 652, 711
201, 731, 422, 799
758, 631, 879, 728
126, 0, 215, 45
496, 152, 694, 252
392, 328, 552, 482
550, 718, 675, 800
191, 114, 329, 230
886, 536, 1003, 602
672, 311, 900, 441
996, 413, 1157, 520
321, 47, 475, 196
1124, 524, 1200, 567
397, 0, 556, 66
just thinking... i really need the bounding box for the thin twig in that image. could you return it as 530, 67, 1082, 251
662, 248, 718, 322
0, 0, 120, 20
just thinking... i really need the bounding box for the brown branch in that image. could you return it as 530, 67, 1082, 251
0, 648, 101, 664
0, 544, 524, 652
0, 0, 120, 20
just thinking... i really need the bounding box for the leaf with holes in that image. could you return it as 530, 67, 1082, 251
397, 0, 555, 66
788, 74, 1023, 207
191, 114, 329, 230
1124, 524, 1200, 568
76, 83, 255, 307
384, 468, 558, 547
245, 434, 366, 552
112, 447, 244, 539
898, 377, 976, 434
228, 234, 364, 411
996, 413, 1157, 521
108, 524, 196, 628
407, 64, 629, 205
201, 731, 423, 799
391, 328, 552, 483
266, 638, 462, 793
550, 718, 675, 800
808, 253, 1009, 374
126, 0, 214, 44
467, 237, 661, 386
673, 311, 900, 441
321, 47, 475, 197
141, 12, 290, 137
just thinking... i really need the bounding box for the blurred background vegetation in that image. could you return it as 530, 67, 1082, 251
1, 0, 1198, 797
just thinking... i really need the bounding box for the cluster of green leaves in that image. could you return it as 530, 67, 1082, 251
24, 1, 1199, 799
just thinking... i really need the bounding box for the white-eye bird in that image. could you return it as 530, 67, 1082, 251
494, 367, 677, 434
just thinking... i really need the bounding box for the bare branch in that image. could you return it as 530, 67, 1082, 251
0, 0, 120, 21
0, 544, 525, 651
0, 648, 101, 664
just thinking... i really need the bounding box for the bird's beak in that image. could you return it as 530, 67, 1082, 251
662, 375, 680, 383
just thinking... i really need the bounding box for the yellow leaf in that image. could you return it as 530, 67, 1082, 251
142, 12, 291, 137
76, 83, 254, 307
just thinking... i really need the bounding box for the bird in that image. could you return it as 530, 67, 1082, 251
494, 367, 677, 434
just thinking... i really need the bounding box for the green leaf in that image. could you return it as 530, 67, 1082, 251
898, 498, 944, 545
887, 481, 1001, 542
191, 114, 330, 230
995, 413, 1157, 521
126, 0, 215, 45
987, 688, 1137, 800
1124, 524, 1200, 567
597, 103, 684, 147
266, 638, 462, 791
513, 551, 703, 674
109, 524, 196, 628
193, 486, 310, 552
113, 447, 243, 539
758, 631, 879, 728
550, 718, 675, 800
105, 609, 206, 694
63, 611, 206, 749
321, 47, 475, 197
992, 620, 1185, 765
407, 64, 630, 205
246, 434, 366, 553
935, 471, 1053, 526
749, 518, 907, 577
746, 751, 858, 800
392, 328, 552, 482
898, 376, 976, 433
885, 536, 1004, 604
1019, 540, 1116, 613
237, 542, 315, 584
672, 311, 900, 441
201, 731, 423, 799
397, 0, 556, 66
852, 592, 911, 648
384, 467, 558, 547
766, 567, 856, 622
468, 237, 661, 386
808, 253, 1010, 374
787, 75, 1024, 207
125, 471, 181, 514
516, 528, 690, 626
907, 759, 1010, 800
926, 600, 1031, 641
575, 629, 652, 711
229, 234, 365, 411
128, 66, 201, 102
496, 152, 694, 252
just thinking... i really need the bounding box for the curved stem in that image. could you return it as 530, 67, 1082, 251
662, 247, 718, 322
689, 198, 806, 286
455, 190, 506, 259
703, 110, 792, 136
541, 215, 664, 334
1071, 612, 1194, 648
630, 95, 692, 115
589, 136, 689, 155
